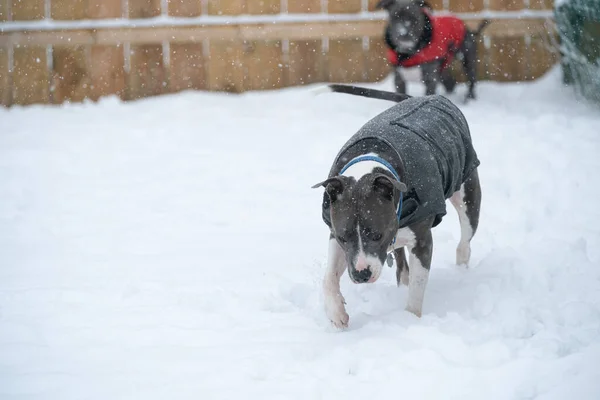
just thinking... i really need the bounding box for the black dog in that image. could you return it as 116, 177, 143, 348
377, 0, 490, 100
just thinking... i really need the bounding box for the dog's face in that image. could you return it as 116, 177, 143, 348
378, 0, 426, 53
313, 173, 406, 284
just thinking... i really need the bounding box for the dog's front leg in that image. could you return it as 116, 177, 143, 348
394, 67, 407, 94
405, 220, 434, 317
420, 62, 441, 96
323, 235, 349, 328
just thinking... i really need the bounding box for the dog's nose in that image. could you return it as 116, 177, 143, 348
351, 267, 372, 283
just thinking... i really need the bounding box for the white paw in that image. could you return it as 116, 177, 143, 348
325, 293, 349, 329
456, 242, 471, 266
405, 304, 422, 318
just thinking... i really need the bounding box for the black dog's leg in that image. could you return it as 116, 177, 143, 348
394, 67, 407, 94
461, 32, 479, 100
440, 68, 457, 94
420, 61, 441, 96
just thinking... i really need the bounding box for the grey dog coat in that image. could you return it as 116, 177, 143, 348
325, 94, 480, 229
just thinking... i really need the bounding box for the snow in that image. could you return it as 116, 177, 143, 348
1, 67, 600, 399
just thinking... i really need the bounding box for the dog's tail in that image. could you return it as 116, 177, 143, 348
473, 19, 491, 36
324, 84, 412, 103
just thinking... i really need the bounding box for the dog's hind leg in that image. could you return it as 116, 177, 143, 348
394, 247, 409, 287
450, 169, 481, 266
461, 33, 479, 100
323, 235, 349, 328
440, 68, 457, 94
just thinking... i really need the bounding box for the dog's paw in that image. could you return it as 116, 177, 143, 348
329, 310, 350, 329
405, 305, 422, 318
456, 243, 471, 266
325, 294, 349, 329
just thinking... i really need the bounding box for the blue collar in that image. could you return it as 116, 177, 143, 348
339, 155, 403, 224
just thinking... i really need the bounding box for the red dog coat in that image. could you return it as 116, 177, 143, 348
387, 13, 466, 71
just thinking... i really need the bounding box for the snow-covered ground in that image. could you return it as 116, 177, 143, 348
1, 67, 600, 399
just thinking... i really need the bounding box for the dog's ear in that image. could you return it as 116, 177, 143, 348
311, 177, 346, 202
372, 173, 407, 200
417, 0, 433, 9
375, 0, 396, 9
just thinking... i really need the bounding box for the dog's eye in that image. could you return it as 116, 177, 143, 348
370, 232, 383, 242
363, 228, 382, 242
337, 235, 347, 244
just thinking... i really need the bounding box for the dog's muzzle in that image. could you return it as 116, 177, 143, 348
349, 259, 383, 284
350, 267, 372, 283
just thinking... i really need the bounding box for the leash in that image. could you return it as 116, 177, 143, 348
339, 155, 404, 264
